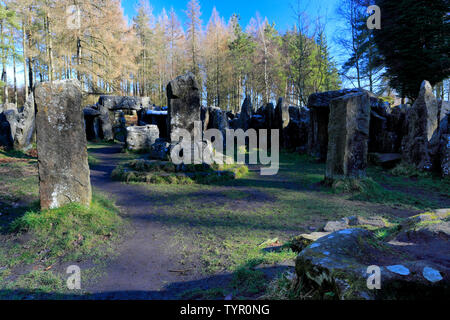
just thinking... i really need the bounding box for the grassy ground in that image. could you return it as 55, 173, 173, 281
1, 144, 449, 299
128, 151, 449, 299
0, 147, 124, 299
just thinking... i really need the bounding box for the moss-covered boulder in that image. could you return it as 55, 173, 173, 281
295, 228, 449, 300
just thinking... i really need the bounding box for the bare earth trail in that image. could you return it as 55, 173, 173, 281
85, 144, 232, 299
82, 144, 442, 300
85, 144, 297, 299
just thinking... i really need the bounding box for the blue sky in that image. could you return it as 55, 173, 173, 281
121, 0, 348, 68
121, 0, 341, 33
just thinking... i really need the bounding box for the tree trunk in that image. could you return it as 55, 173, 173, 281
22, 21, 28, 101
13, 53, 17, 107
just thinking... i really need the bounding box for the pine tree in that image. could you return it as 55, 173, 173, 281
374, 0, 450, 99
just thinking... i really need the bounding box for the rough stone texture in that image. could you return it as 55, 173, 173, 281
274, 97, 290, 147
98, 95, 151, 111
437, 101, 450, 177
0, 109, 17, 148
401, 81, 439, 171
239, 96, 253, 131
308, 106, 330, 160
264, 103, 275, 130
322, 216, 387, 233
207, 106, 229, 137
167, 72, 201, 143
113, 111, 127, 142
98, 104, 114, 141
274, 97, 290, 130
308, 89, 394, 160
150, 138, 170, 161
441, 134, 450, 177
325, 91, 371, 181
138, 108, 169, 140
308, 89, 362, 108
201, 106, 209, 132
83, 107, 101, 141
295, 228, 450, 300
34, 79, 91, 209
126, 125, 160, 152
285, 106, 309, 151
13, 94, 35, 151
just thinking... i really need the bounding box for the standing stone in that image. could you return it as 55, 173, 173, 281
166, 72, 201, 143
113, 111, 127, 142
126, 125, 159, 152
438, 101, 450, 177
98, 104, 114, 141
275, 97, 290, 147
275, 97, 290, 130
83, 106, 101, 141
0, 109, 17, 148
207, 107, 229, 135
326, 91, 371, 181
35, 80, 91, 209
285, 106, 309, 151
14, 93, 36, 150
401, 81, 439, 171
239, 96, 253, 131
264, 103, 275, 129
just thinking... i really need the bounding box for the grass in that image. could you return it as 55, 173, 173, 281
2, 142, 449, 299
0, 147, 124, 299
0, 193, 124, 299
111, 159, 249, 185
150, 151, 449, 299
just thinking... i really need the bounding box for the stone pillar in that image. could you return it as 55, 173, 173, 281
275, 97, 290, 148
166, 72, 201, 143
238, 96, 253, 131
14, 93, 35, 150
325, 91, 371, 181
401, 80, 439, 171
35, 79, 92, 209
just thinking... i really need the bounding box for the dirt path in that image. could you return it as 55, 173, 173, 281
85, 145, 238, 299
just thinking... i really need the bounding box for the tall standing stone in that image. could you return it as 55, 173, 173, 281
401, 81, 439, 171
325, 91, 371, 181
275, 97, 290, 130
14, 93, 36, 150
35, 80, 91, 209
166, 72, 201, 143
239, 96, 253, 131
0, 109, 17, 148
275, 97, 290, 147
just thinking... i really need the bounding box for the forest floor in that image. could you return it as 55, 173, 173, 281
0, 143, 449, 299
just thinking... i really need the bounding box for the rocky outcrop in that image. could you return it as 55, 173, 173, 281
325, 91, 371, 181
401, 81, 439, 171
295, 229, 449, 299
0, 109, 17, 148
238, 96, 253, 131
167, 72, 201, 143
285, 106, 309, 152
13, 93, 36, 151
83, 106, 101, 141
438, 101, 450, 177
150, 138, 170, 160
113, 111, 127, 142
207, 106, 229, 137
126, 125, 160, 152
35, 79, 91, 209
274, 98, 290, 147
98, 104, 114, 141
98, 95, 151, 111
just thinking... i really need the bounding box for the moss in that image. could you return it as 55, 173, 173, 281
390, 162, 430, 178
